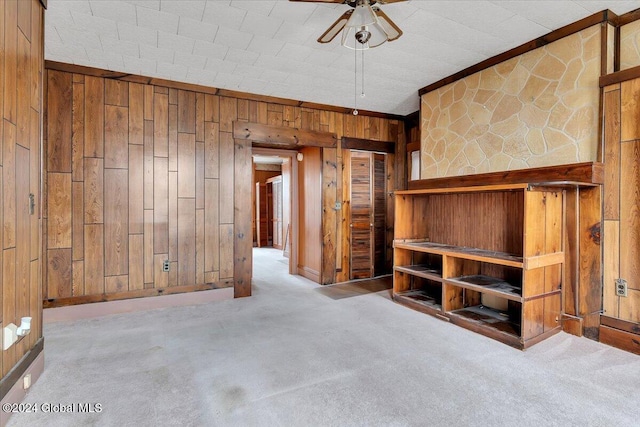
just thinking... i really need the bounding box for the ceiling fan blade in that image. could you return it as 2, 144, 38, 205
375, 0, 408, 4
289, 0, 347, 4
374, 8, 403, 41
318, 10, 352, 43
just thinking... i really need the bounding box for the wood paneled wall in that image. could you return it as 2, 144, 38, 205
0, 0, 44, 381
44, 65, 404, 304
602, 81, 640, 323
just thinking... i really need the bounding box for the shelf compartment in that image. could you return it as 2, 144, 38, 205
393, 241, 523, 268
394, 264, 443, 282
445, 275, 522, 302
392, 276, 443, 317
448, 304, 522, 347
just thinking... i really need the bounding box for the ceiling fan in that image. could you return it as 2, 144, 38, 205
290, 0, 405, 49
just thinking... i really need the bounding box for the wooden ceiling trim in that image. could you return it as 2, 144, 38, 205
341, 137, 395, 153
233, 121, 337, 149
419, 10, 617, 96
617, 8, 640, 26
44, 60, 406, 121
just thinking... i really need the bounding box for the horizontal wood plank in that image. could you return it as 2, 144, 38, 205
341, 137, 395, 153
408, 162, 604, 190
233, 121, 337, 148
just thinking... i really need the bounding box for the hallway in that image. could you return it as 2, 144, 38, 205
6, 248, 640, 426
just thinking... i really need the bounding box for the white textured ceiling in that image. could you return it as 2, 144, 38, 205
45, 0, 640, 116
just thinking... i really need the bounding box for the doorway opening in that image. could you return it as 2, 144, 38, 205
252, 148, 298, 276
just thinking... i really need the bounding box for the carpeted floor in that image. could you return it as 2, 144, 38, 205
7, 247, 640, 426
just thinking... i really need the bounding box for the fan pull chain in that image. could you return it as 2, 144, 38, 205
353, 44, 358, 115
361, 46, 365, 98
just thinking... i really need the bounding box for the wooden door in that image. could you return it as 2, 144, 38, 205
350, 151, 387, 279
256, 182, 269, 247
269, 176, 283, 249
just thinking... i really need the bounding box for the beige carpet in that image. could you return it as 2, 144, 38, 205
7, 247, 640, 426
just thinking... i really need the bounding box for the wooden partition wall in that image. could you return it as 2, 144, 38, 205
0, 0, 45, 391
44, 63, 405, 305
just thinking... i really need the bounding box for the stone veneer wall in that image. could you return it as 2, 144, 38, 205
421, 26, 600, 178
621, 19, 640, 70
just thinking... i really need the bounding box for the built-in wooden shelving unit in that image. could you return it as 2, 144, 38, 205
393, 163, 603, 349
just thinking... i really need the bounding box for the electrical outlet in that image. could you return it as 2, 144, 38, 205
23, 374, 31, 390
615, 278, 628, 297
162, 260, 170, 272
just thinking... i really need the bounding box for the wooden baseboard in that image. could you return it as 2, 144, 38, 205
562, 314, 584, 337
0, 338, 44, 400
43, 281, 234, 308
599, 316, 640, 355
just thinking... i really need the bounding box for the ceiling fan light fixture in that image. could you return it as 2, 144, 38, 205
341, 22, 388, 49
345, 0, 377, 28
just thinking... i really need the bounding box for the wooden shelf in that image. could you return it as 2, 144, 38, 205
394, 265, 442, 282
445, 275, 522, 302
448, 305, 521, 339
394, 241, 523, 268
393, 290, 442, 316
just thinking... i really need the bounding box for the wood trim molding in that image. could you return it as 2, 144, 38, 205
233, 121, 337, 148
600, 64, 640, 86
341, 137, 395, 153
419, 10, 617, 96
39, 0, 47, 8
617, 8, 640, 26
44, 61, 405, 121
407, 162, 604, 190
0, 338, 44, 399
43, 283, 232, 308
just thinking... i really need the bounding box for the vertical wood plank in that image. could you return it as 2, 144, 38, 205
106, 80, 129, 107
104, 105, 129, 169
3, 0, 17, 125
84, 158, 103, 224
578, 186, 602, 339
321, 147, 337, 284
604, 89, 620, 220
128, 83, 144, 145
220, 224, 233, 279
168, 171, 178, 262
154, 157, 169, 254
129, 234, 144, 291
72, 260, 84, 296
621, 79, 640, 141
178, 133, 196, 198
168, 104, 178, 171
84, 76, 104, 158
178, 90, 196, 134
72, 181, 84, 260
204, 94, 219, 122
105, 275, 128, 294
196, 208, 205, 285
205, 179, 219, 272
104, 169, 128, 276
196, 141, 205, 209
178, 198, 196, 286
154, 92, 169, 157
196, 93, 205, 141
72, 80, 85, 181
219, 132, 234, 223
129, 144, 144, 234
47, 173, 72, 248
47, 70, 72, 172
143, 210, 153, 285
143, 120, 154, 209
2, 248, 16, 376
603, 220, 619, 317
204, 122, 219, 179
143, 85, 154, 120
543, 191, 562, 332
219, 97, 237, 133
84, 224, 104, 294
234, 138, 252, 297
153, 254, 168, 288
619, 290, 640, 322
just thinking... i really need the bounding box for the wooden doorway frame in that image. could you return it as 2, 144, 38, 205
252, 147, 299, 275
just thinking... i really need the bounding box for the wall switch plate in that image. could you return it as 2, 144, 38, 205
615, 278, 628, 297
162, 260, 170, 272
23, 374, 31, 390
